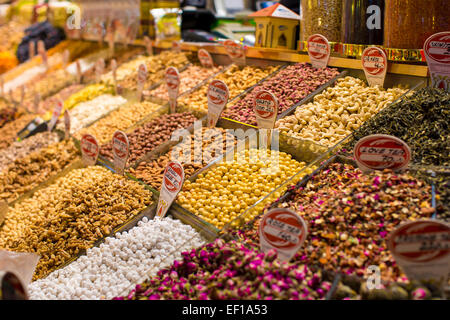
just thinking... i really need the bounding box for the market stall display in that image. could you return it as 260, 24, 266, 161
222, 63, 340, 126
129, 128, 238, 190
117, 51, 190, 91
0, 165, 152, 280
179, 64, 279, 117
56, 94, 127, 136
238, 161, 435, 281
100, 112, 198, 166
0, 106, 27, 130
116, 238, 334, 300
36, 84, 85, 115
177, 148, 313, 229
145, 64, 224, 102
345, 88, 450, 166
0, 114, 36, 149
0, 131, 60, 173
75, 100, 164, 144
275, 77, 408, 147
0, 139, 79, 203
28, 217, 206, 300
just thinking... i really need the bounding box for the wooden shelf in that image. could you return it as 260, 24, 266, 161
127, 39, 430, 78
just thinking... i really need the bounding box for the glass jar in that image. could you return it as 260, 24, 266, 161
384, 0, 450, 49
341, 0, 384, 45
300, 0, 343, 42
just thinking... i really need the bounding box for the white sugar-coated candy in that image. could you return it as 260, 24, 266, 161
29, 217, 206, 300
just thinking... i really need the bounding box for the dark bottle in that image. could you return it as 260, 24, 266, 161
341, 0, 384, 45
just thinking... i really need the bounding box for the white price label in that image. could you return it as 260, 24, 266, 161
80, 134, 99, 166
156, 161, 185, 219
165, 67, 180, 113
47, 100, 63, 132
198, 49, 214, 68
362, 47, 388, 87
223, 40, 246, 66
307, 34, 331, 69
207, 80, 229, 127
424, 32, 450, 92
259, 208, 308, 262
137, 63, 148, 102
64, 110, 71, 140
112, 130, 129, 175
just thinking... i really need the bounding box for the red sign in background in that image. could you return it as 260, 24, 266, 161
112, 131, 129, 159
254, 91, 278, 120
81, 134, 99, 158
354, 135, 411, 171
307, 34, 329, 60
260, 208, 307, 251
362, 47, 387, 76
163, 161, 184, 193
165, 67, 180, 90
388, 220, 450, 264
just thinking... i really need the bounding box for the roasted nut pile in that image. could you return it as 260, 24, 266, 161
29, 217, 206, 300
129, 128, 237, 190
0, 131, 60, 172
0, 139, 79, 203
0, 106, 27, 130
0, 114, 36, 150
13, 69, 76, 107
179, 64, 278, 117
59, 84, 114, 115
146, 64, 223, 101
117, 239, 333, 300
276, 77, 407, 147
118, 51, 190, 90
56, 94, 127, 135
238, 162, 434, 281
75, 101, 163, 144
347, 88, 450, 166
222, 63, 340, 125
36, 84, 85, 115
2, 165, 152, 280
101, 55, 150, 84
177, 148, 312, 229
100, 112, 197, 165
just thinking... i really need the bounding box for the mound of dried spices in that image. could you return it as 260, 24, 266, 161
346, 88, 450, 166
232, 162, 435, 282
115, 239, 334, 300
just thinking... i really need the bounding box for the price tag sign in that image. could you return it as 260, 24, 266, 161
172, 41, 181, 53
37, 40, 48, 68
424, 31, 450, 92
76, 60, 82, 84
207, 80, 229, 127
63, 49, 70, 68
254, 91, 278, 149
156, 161, 185, 219
198, 49, 214, 68
80, 134, 99, 166
144, 36, 153, 56
388, 220, 450, 285
64, 110, 71, 140
165, 67, 180, 113
33, 92, 40, 114
20, 85, 25, 105
307, 34, 331, 69
111, 59, 118, 94
223, 40, 246, 66
29, 41, 35, 60
47, 99, 63, 132
259, 208, 308, 262
107, 22, 115, 54
254, 91, 278, 129
362, 47, 388, 87
95, 58, 105, 83
112, 130, 129, 175
137, 63, 148, 102
354, 134, 411, 172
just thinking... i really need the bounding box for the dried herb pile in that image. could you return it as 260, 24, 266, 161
346, 88, 449, 166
